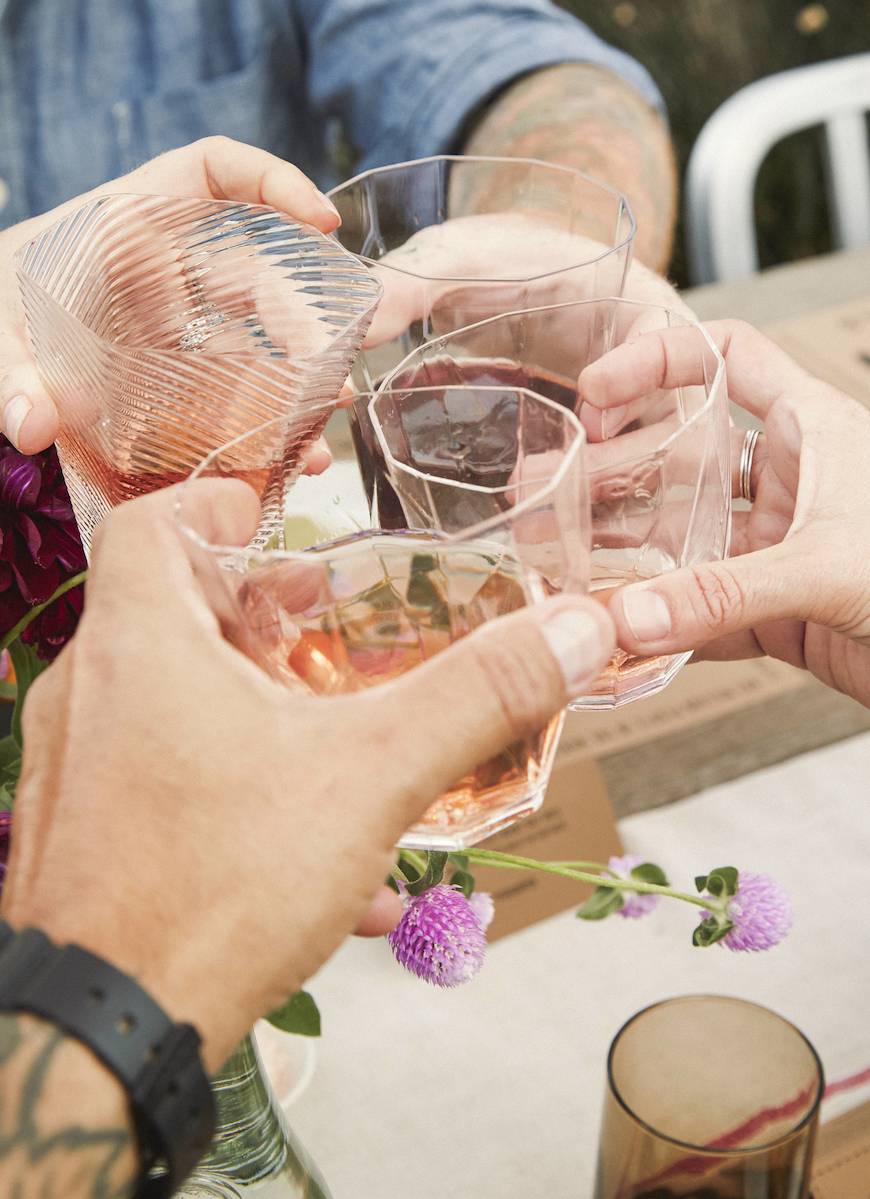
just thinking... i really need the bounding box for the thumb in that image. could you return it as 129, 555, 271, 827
608, 543, 809, 656
372, 597, 616, 813
0, 325, 59, 452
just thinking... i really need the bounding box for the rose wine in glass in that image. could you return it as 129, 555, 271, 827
239, 530, 564, 847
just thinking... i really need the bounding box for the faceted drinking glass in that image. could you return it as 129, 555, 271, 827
595, 996, 824, 1199
176, 386, 589, 849
15, 193, 382, 553
328, 155, 634, 520
377, 298, 731, 709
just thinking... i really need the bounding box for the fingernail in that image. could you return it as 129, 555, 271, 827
2, 394, 31, 449
541, 608, 608, 692
620, 589, 672, 642
602, 404, 629, 439
316, 191, 342, 224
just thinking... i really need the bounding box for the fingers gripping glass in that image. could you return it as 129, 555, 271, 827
374, 298, 730, 710
176, 386, 589, 850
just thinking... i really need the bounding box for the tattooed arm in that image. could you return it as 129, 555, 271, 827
0, 1014, 134, 1198
461, 63, 677, 272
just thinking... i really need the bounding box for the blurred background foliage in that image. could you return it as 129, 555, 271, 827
555, 1, 870, 283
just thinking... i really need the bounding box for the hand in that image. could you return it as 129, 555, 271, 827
584, 320, 870, 708
1, 483, 615, 1070
364, 215, 692, 370
363, 215, 631, 348
0, 138, 341, 454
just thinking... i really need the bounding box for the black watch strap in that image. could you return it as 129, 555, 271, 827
0, 920, 215, 1197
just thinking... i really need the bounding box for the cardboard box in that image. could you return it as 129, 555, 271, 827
472, 753, 621, 941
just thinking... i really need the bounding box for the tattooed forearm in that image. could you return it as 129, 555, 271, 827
461, 63, 677, 271
0, 1013, 135, 1198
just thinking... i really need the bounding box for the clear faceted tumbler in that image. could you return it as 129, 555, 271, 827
328, 155, 634, 520
15, 194, 382, 552
595, 996, 824, 1199
176, 386, 589, 849
378, 298, 731, 708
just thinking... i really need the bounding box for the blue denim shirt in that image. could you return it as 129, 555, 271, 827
0, 0, 662, 229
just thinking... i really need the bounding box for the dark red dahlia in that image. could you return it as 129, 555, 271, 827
0, 437, 85, 660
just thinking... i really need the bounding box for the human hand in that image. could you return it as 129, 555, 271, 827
363, 214, 629, 348
0, 138, 341, 454
1, 483, 614, 1069
584, 320, 870, 708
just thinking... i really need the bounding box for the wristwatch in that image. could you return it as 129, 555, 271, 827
0, 919, 216, 1197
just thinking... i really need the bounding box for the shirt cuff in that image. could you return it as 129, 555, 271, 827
358, 13, 665, 171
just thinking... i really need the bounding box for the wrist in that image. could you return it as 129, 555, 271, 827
0, 903, 253, 1073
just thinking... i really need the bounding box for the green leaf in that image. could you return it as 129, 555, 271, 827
450, 869, 475, 899
691, 916, 734, 948
629, 862, 669, 887
706, 874, 725, 898
406, 851, 448, 896
708, 867, 739, 897
0, 735, 21, 773
695, 874, 709, 893
0, 783, 14, 812
576, 885, 624, 921
8, 641, 50, 749
396, 853, 422, 885
0, 680, 16, 701
266, 990, 321, 1037
448, 854, 469, 873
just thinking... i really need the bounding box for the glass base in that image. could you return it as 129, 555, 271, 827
397, 779, 548, 851
397, 713, 564, 850
569, 651, 692, 711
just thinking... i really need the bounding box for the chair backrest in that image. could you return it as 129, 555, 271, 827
685, 53, 870, 284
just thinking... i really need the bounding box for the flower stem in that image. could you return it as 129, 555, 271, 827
0, 571, 88, 655
462, 847, 714, 911
398, 849, 429, 879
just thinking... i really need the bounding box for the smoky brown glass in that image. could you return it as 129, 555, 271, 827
595, 996, 824, 1199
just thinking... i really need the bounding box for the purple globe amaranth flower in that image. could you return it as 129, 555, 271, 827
608, 853, 659, 919
0, 438, 85, 659
468, 890, 495, 931
388, 884, 486, 987
708, 872, 794, 952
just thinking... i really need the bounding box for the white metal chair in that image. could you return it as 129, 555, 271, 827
685, 53, 870, 284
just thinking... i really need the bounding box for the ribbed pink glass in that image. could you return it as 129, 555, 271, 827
15, 194, 382, 553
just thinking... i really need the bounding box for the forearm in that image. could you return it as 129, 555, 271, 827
461, 63, 677, 272
0, 1012, 135, 1198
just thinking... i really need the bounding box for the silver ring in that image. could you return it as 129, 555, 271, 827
739, 428, 761, 502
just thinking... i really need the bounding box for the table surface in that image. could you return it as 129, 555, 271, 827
293, 248, 870, 1196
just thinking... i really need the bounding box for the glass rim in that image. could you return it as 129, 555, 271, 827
14, 191, 383, 359
327, 154, 636, 283
380, 296, 727, 468
606, 994, 825, 1157
367, 381, 586, 494
175, 389, 587, 562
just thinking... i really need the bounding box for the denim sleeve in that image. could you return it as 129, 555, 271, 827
296, 0, 665, 171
